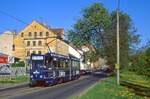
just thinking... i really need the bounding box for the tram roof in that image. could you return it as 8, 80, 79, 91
31, 53, 80, 61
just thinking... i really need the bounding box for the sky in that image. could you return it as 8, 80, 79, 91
0, 0, 150, 47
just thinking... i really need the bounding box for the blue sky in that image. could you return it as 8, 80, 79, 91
0, 0, 149, 47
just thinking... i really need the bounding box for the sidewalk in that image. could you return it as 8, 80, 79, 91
0, 82, 29, 92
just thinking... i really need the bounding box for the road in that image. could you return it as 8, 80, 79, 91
0, 73, 106, 99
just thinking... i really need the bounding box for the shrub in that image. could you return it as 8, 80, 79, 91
129, 48, 150, 77
12, 61, 25, 67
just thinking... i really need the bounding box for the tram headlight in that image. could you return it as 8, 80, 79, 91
30, 75, 33, 78
40, 75, 43, 78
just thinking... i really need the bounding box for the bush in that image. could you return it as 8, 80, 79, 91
129, 47, 150, 77
12, 61, 25, 67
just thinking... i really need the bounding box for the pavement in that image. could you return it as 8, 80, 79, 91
0, 82, 29, 92
0, 72, 108, 99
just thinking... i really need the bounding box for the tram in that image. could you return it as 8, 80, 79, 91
29, 53, 80, 87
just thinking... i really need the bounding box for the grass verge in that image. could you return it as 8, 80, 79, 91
72, 76, 149, 99
120, 71, 150, 97
120, 71, 150, 88
0, 75, 29, 84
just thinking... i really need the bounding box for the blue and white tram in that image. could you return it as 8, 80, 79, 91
29, 53, 80, 87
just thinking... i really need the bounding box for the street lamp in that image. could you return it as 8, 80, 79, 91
116, 0, 120, 85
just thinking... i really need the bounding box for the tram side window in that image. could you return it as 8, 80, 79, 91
72, 60, 79, 68
60, 60, 63, 68
71, 60, 73, 67
53, 60, 57, 68
77, 61, 80, 69
45, 57, 53, 68
65, 60, 69, 68
72, 60, 75, 67
63, 60, 66, 68
57, 60, 60, 68
57, 60, 65, 68
54, 59, 60, 69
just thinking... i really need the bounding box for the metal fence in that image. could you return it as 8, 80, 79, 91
0, 64, 26, 77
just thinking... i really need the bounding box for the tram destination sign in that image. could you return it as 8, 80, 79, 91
32, 56, 44, 60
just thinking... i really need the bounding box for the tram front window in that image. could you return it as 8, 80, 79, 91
31, 55, 45, 70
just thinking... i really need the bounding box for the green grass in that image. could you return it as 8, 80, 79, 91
72, 76, 148, 99
120, 71, 150, 88
0, 75, 29, 84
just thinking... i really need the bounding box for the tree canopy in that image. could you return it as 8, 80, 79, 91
68, 3, 140, 70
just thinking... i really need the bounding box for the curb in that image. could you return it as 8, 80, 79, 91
0, 83, 29, 92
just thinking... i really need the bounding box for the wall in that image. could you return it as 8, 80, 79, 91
0, 31, 13, 56
13, 21, 69, 61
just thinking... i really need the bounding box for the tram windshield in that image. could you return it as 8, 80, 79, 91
30, 55, 45, 70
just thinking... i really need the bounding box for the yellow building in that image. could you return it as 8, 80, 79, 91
13, 20, 69, 61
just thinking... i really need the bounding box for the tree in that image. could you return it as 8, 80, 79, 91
104, 11, 140, 69
68, 3, 140, 70
129, 41, 150, 77
68, 3, 110, 62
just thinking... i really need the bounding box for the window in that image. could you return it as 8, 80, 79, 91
32, 51, 36, 54
34, 32, 37, 38
21, 32, 24, 37
40, 32, 43, 37
65, 60, 69, 68
28, 32, 32, 37
27, 51, 30, 56
38, 41, 42, 46
27, 41, 30, 46
46, 32, 49, 37
33, 41, 36, 46
38, 51, 42, 54
12, 44, 15, 51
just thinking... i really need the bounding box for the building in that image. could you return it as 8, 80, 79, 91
0, 31, 14, 56
13, 20, 69, 62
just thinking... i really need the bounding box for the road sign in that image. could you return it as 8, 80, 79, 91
115, 63, 119, 70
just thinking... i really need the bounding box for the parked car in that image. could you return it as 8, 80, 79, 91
80, 70, 87, 75
80, 69, 92, 75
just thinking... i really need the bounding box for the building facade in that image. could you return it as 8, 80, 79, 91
13, 21, 69, 61
0, 31, 14, 56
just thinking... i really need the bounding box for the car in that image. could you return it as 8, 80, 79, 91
80, 70, 87, 75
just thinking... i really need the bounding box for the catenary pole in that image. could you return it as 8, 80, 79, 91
116, 0, 120, 85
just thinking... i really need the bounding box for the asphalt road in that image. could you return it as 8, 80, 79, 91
0, 73, 106, 99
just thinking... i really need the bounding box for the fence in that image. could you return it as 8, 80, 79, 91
0, 64, 27, 77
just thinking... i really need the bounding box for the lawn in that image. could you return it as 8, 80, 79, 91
72, 76, 149, 99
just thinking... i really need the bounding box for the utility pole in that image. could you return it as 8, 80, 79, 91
116, 0, 120, 85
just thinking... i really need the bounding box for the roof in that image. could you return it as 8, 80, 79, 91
51, 28, 64, 36
34, 21, 64, 36
18, 20, 64, 36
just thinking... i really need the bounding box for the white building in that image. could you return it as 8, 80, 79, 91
68, 45, 89, 70
0, 31, 14, 56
